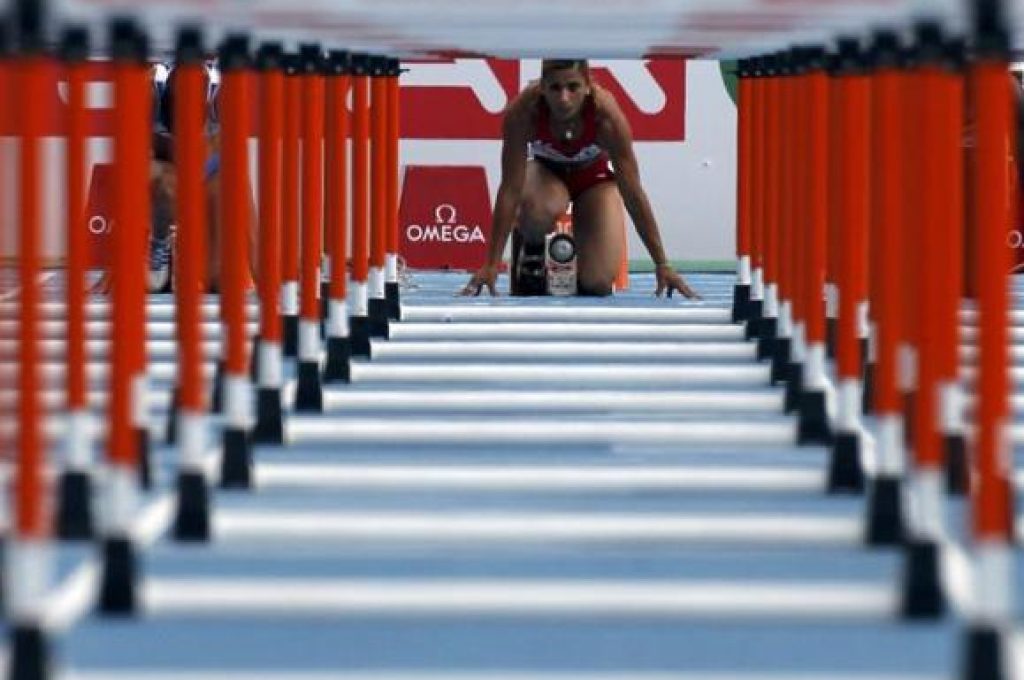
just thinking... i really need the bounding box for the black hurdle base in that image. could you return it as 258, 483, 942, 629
220, 428, 252, 489
961, 627, 1009, 680
350, 316, 371, 357
135, 428, 151, 490
98, 536, 137, 615
866, 475, 906, 547
756, 317, 778, 362
945, 434, 969, 496
862, 361, 876, 415
253, 388, 284, 445
386, 281, 401, 321
827, 432, 865, 494
56, 470, 94, 540
283, 314, 299, 358
173, 470, 210, 541
210, 359, 224, 413
900, 539, 947, 620
744, 299, 764, 340
732, 283, 751, 323
295, 361, 324, 412
798, 390, 833, 446
369, 298, 390, 339
320, 281, 331, 322
9, 626, 49, 680
770, 336, 791, 386
324, 336, 352, 383
165, 386, 179, 444
826, 317, 837, 359
783, 361, 804, 414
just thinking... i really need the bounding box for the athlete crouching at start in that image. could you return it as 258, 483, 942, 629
461, 59, 699, 298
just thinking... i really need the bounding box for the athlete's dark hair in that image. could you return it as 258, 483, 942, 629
540, 59, 590, 82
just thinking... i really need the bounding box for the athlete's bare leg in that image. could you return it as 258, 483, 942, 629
572, 180, 624, 296
517, 161, 570, 243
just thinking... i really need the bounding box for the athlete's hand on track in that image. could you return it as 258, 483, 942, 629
655, 263, 701, 300
460, 265, 500, 296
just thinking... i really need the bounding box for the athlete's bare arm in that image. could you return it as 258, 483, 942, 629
460, 88, 538, 296
594, 89, 699, 299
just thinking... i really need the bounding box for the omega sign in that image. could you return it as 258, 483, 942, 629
406, 204, 486, 245
398, 165, 494, 270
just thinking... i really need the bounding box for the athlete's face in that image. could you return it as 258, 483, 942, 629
541, 68, 590, 121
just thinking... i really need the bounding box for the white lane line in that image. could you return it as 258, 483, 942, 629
0, 389, 173, 410
401, 306, 732, 323
141, 578, 896, 620
321, 390, 784, 413
348, 364, 769, 386
255, 464, 823, 492
285, 418, 796, 447
371, 341, 755, 361
0, 339, 223, 361
62, 674, 940, 680
389, 323, 745, 341
0, 361, 214, 384
213, 511, 862, 546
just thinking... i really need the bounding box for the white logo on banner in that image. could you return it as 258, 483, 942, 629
406, 203, 485, 244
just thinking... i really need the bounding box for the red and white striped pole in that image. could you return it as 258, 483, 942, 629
962, 0, 1015, 675
864, 30, 908, 546
217, 35, 255, 485
253, 42, 286, 442
171, 27, 212, 539
293, 44, 325, 412
55, 25, 93, 540
323, 49, 353, 383
798, 47, 833, 446
367, 55, 390, 338
829, 38, 870, 492
280, 53, 301, 358
348, 53, 371, 357
8, 7, 54, 673
99, 18, 150, 615
385, 58, 402, 321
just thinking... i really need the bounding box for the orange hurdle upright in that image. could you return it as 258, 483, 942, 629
253, 42, 287, 442
797, 47, 833, 448
756, 54, 781, 362
294, 44, 326, 412
385, 57, 402, 320
8, 11, 54, 674
55, 26, 95, 541
962, 1, 1016, 675
171, 28, 213, 538
280, 54, 301, 358
732, 60, 753, 322
865, 30, 908, 546
368, 56, 390, 338
745, 57, 766, 339
324, 50, 353, 383
349, 53, 371, 357
218, 35, 255, 486
829, 38, 870, 492
99, 18, 151, 615
769, 51, 795, 388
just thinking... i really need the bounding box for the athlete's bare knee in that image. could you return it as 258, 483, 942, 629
577, 274, 614, 297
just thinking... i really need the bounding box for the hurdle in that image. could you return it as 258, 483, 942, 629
171, 28, 212, 539
348, 53, 371, 357
731, 58, 752, 323
293, 44, 325, 413
54, 26, 94, 540
7, 7, 53, 676
385, 58, 402, 320
252, 42, 286, 443
97, 17, 150, 616
279, 52, 301, 358
322, 49, 353, 384
368, 55, 390, 338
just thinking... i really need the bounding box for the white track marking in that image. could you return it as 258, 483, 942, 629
140, 578, 897, 619
347, 363, 769, 385
213, 511, 861, 546
320, 390, 783, 413
388, 323, 745, 341
255, 464, 822, 492
371, 341, 755, 360
285, 418, 795, 446
401, 306, 731, 323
